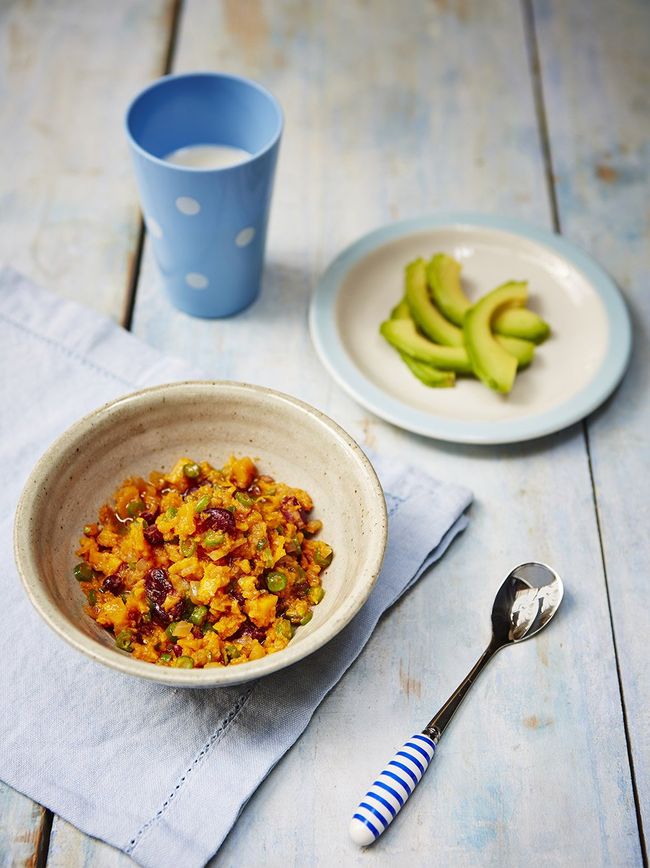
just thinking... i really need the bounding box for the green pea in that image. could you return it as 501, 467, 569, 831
159, 653, 173, 663
165, 622, 179, 640
115, 630, 133, 652
87, 590, 97, 606
166, 506, 178, 518
73, 562, 93, 582
275, 618, 294, 640
203, 530, 225, 550
189, 605, 208, 626
308, 586, 325, 605
126, 499, 145, 517
266, 571, 287, 592
235, 491, 253, 508
225, 643, 241, 660
183, 462, 201, 479
176, 656, 194, 668
299, 611, 313, 626
314, 544, 333, 568
195, 494, 211, 513
180, 538, 197, 557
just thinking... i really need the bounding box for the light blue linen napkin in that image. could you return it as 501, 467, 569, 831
0, 268, 471, 867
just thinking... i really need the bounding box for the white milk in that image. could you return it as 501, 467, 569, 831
163, 143, 252, 169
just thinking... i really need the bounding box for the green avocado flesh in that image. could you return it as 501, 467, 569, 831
405, 259, 464, 347
399, 353, 456, 388
496, 335, 535, 369
380, 319, 473, 372
463, 281, 529, 393
389, 300, 456, 387
390, 297, 411, 320
426, 253, 471, 326
493, 307, 550, 344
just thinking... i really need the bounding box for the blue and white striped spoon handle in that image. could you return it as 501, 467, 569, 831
349, 733, 436, 846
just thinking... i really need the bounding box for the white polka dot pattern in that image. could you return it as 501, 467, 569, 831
175, 196, 201, 215
185, 272, 209, 289
235, 226, 256, 247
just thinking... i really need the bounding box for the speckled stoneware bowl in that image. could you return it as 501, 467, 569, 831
14, 381, 387, 687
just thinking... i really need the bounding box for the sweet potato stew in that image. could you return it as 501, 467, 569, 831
74, 456, 332, 668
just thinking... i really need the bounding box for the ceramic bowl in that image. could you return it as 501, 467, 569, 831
14, 381, 387, 687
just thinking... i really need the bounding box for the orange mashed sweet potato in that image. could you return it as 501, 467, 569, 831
74, 456, 332, 669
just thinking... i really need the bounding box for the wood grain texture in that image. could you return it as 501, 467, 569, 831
119, 1, 641, 866
0, 0, 175, 864
533, 0, 650, 847
0, 0, 174, 318
0, 791, 47, 868
46, 818, 133, 868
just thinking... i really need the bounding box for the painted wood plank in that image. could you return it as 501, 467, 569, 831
532, 0, 650, 849
46, 819, 133, 868
0, 791, 47, 868
123, 2, 641, 866
0, 0, 175, 864
0, 0, 175, 319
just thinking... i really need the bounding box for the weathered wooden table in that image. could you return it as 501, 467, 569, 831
1, 1, 648, 865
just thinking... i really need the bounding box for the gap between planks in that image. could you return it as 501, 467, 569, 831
121, 0, 184, 331
35, 3, 185, 867
521, 0, 648, 863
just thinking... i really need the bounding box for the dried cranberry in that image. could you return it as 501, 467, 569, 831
143, 524, 164, 546
182, 483, 201, 500
172, 644, 182, 657
191, 626, 202, 639
202, 507, 236, 533
144, 567, 172, 605
102, 574, 123, 595
233, 622, 266, 643
140, 510, 157, 524
247, 483, 262, 497
149, 603, 169, 626
229, 583, 245, 605
150, 599, 182, 626
280, 496, 306, 527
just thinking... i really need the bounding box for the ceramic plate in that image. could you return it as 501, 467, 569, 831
309, 213, 631, 444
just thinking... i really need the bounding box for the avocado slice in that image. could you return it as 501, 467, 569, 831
426, 253, 471, 326
390, 297, 411, 320
405, 259, 464, 347
496, 335, 535, 369
493, 307, 550, 344
388, 299, 456, 386
463, 281, 528, 393
380, 318, 473, 372
398, 353, 456, 388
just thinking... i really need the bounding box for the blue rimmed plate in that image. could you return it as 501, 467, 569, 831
309, 213, 631, 444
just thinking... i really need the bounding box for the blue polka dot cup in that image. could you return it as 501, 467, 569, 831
126, 72, 283, 318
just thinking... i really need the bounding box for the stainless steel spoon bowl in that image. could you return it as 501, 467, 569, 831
350, 562, 564, 846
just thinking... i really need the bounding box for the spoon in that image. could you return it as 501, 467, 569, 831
349, 562, 564, 846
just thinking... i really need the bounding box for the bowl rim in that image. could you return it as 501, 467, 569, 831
13, 380, 387, 687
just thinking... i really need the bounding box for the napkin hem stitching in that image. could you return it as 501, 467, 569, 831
125, 684, 255, 856
0, 312, 134, 389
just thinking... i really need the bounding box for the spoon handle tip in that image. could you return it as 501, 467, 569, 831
349, 733, 436, 845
